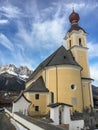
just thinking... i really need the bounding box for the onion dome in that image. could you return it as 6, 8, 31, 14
67, 10, 86, 33
69, 10, 80, 24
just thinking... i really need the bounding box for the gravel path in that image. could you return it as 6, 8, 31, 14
0, 112, 16, 130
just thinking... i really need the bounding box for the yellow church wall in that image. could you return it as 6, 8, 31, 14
48, 68, 57, 103
45, 65, 83, 112
57, 66, 83, 112
66, 39, 69, 48
82, 36, 86, 46
82, 82, 91, 109
70, 47, 90, 78
70, 35, 74, 46
77, 50, 90, 77
26, 92, 48, 116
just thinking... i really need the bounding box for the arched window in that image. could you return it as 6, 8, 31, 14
79, 38, 82, 46
69, 40, 71, 48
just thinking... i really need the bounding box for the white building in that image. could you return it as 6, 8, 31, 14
12, 91, 31, 115
48, 102, 84, 130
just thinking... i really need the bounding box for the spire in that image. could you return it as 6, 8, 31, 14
72, 3, 74, 13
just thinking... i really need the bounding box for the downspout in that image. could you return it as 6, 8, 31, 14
80, 70, 84, 111
45, 68, 46, 87
56, 66, 58, 102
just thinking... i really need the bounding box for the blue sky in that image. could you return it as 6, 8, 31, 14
0, 0, 98, 85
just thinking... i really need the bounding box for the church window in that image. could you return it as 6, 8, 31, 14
35, 94, 39, 100
69, 40, 71, 48
51, 92, 54, 103
71, 84, 76, 90
79, 38, 82, 46
35, 106, 39, 112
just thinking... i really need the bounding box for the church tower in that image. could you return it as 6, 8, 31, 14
65, 10, 93, 109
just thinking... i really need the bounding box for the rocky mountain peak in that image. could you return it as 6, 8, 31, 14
0, 64, 33, 79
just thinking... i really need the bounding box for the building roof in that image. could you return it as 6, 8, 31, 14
27, 46, 81, 82
81, 77, 94, 81
13, 91, 31, 103
48, 102, 72, 108
15, 112, 66, 130
25, 76, 49, 92
68, 24, 86, 33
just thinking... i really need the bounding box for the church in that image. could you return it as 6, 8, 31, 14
24, 10, 93, 116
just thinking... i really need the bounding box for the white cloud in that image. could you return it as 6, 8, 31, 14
0, 4, 22, 18
66, 2, 85, 10
0, 19, 8, 24
88, 41, 98, 86
65, 1, 98, 12
32, 17, 66, 49
90, 64, 98, 86
12, 50, 34, 70
16, 22, 33, 47
15, 5, 67, 51
0, 33, 14, 51
88, 42, 98, 59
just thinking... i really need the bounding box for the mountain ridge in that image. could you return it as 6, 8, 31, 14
0, 64, 33, 92
0, 64, 33, 80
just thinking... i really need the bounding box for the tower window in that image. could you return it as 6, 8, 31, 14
79, 38, 82, 46
69, 40, 71, 48
35, 94, 39, 100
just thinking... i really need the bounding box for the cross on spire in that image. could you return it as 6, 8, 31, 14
72, 3, 74, 12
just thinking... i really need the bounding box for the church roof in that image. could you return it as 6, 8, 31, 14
13, 91, 31, 103
27, 46, 81, 81
81, 77, 94, 81
25, 76, 49, 92
68, 24, 86, 33
48, 102, 72, 108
